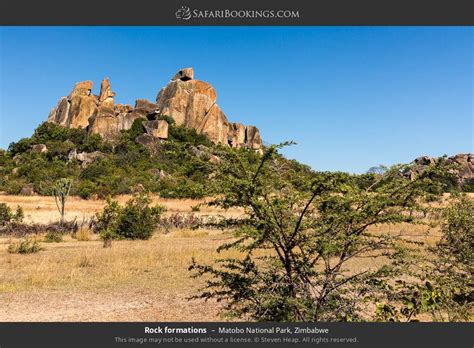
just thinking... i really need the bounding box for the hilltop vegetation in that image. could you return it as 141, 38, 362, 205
0, 121, 311, 199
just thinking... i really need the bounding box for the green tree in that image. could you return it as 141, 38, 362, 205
425, 195, 473, 321
190, 143, 451, 321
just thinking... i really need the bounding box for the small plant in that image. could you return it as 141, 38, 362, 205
8, 237, 41, 254
78, 254, 93, 267
191, 204, 201, 212
95, 193, 165, 246
43, 231, 63, 243
52, 178, 72, 226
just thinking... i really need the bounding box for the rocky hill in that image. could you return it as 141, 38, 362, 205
48, 68, 262, 150
406, 154, 474, 189
0, 67, 472, 199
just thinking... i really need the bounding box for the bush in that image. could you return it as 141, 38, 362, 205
96, 194, 165, 242
43, 231, 63, 243
8, 138, 33, 156
0, 203, 24, 227
8, 237, 42, 254
425, 195, 474, 321
169, 125, 212, 147
76, 180, 97, 199
440, 195, 473, 263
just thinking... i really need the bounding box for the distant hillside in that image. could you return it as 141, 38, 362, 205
0, 120, 312, 199
0, 66, 472, 198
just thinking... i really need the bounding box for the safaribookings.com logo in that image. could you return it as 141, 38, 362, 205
175, 6, 300, 21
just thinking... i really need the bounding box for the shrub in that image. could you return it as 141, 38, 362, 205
8, 138, 33, 156
169, 125, 212, 147
120, 118, 146, 142
76, 180, 97, 199
425, 195, 474, 321
43, 231, 63, 243
440, 195, 473, 263
96, 194, 165, 242
8, 237, 42, 254
0, 203, 24, 227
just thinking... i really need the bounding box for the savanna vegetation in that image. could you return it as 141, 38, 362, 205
0, 122, 472, 322
1, 120, 310, 199
189, 144, 473, 322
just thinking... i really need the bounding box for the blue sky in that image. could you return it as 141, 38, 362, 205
0, 27, 472, 173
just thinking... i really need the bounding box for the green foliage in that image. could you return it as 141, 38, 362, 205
1, 121, 266, 199
158, 115, 175, 126
121, 118, 146, 142
461, 179, 474, 192
0, 203, 24, 227
189, 143, 450, 321
7, 237, 41, 254
0, 203, 24, 234
76, 180, 97, 199
426, 195, 473, 321
52, 178, 72, 225
8, 138, 33, 156
440, 195, 474, 264
96, 194, 165, 241
375, 195, 474, 322
168, 125, 212, 147
43, 231, 63, 243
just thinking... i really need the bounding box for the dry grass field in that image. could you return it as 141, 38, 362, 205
0, 194, 244, 224
0, 194, 469, 322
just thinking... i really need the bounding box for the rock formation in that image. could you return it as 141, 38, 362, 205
406, 153, 474, 187
156, 68, 262, 149
98, 78, 115, 107
143, 120, 168, 139
31, 144, 48, 154
47, 68, 263, 150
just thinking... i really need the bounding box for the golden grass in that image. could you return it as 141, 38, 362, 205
0, 229, 241, 321
0, 222, 442, 322
0, 194, 244, 224
0, 193, 471, 322
75, 227, 92, 241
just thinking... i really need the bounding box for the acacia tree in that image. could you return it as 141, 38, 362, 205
190, 143, 452, 321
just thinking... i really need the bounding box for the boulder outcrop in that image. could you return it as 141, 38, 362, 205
156, 68, 262, 149
99, 77, 115, 107
68, 149, 106, 168
406, 153, 474, 187
47, 68, 263, 150
143, 120, 169, 139
31, 144, 48, 154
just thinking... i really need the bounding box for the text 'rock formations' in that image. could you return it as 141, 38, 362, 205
47, 68, 262, 150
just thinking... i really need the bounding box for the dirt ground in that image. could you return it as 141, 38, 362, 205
0, 232, 232, 321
